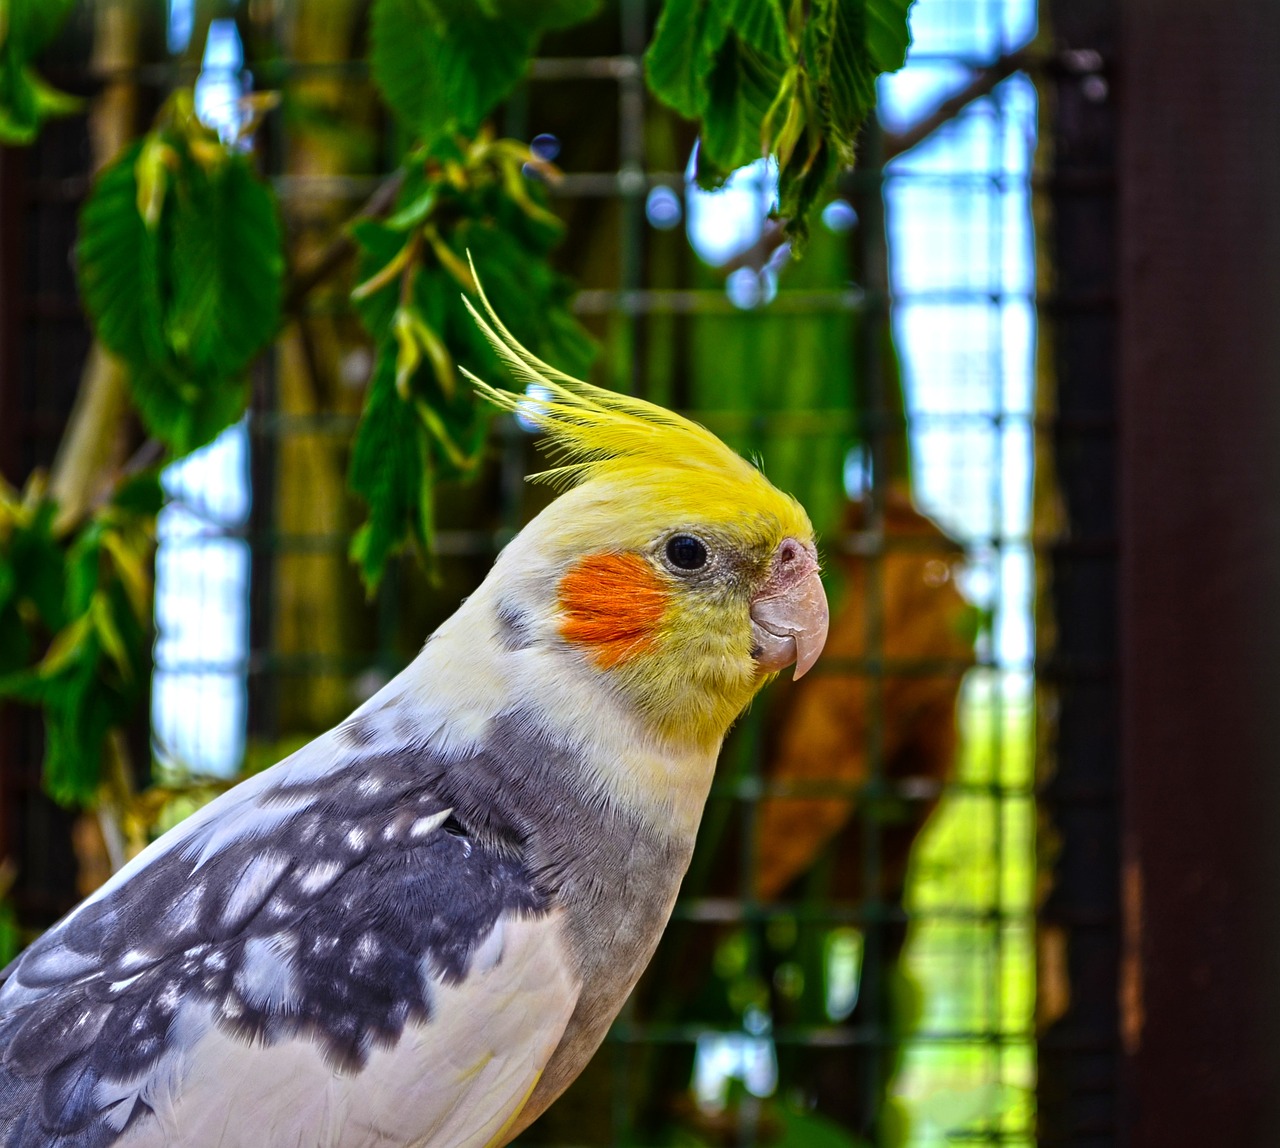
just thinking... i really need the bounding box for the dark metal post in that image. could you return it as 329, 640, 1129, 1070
1118, 0, 1280, 1142
0, 145, 23, 883
0, 148, 24, 483
1037, 2, 1122, 1142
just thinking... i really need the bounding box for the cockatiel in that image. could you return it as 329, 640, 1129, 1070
0, 291, 829, 1148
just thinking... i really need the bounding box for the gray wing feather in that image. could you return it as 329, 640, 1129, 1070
0, 730, 549, 1148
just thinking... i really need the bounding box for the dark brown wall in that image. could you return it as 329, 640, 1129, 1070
1119, 0, 1280, 1143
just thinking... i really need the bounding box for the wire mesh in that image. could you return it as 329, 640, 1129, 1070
0, 13, 99, 930
1, 0, 1040, 1144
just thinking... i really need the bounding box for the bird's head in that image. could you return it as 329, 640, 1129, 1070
461, 289, 829, 752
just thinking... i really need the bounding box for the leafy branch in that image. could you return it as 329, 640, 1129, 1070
347, 0, 604, 590
369, 0, 601, 150
0, 472, 159, 805
77, 90, 285, 457
345, 134, 594, 591
646, 0, 914, 249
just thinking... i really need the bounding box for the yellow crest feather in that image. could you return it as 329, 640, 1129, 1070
458, 260, 764, 493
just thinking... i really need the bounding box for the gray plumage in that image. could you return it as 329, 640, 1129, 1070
0, 702, 684, 1147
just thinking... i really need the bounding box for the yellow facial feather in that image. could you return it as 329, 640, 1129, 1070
460, 265, 822, 750
458, 267, 810, 544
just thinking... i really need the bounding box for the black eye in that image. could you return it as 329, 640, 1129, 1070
666, 534, 708, 571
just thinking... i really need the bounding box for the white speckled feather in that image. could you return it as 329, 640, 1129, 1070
112, 913, 577, 1148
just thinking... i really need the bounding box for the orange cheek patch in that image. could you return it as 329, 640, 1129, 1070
558, 552, 670, 669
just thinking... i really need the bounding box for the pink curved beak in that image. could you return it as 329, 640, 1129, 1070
749, 538, 830, 680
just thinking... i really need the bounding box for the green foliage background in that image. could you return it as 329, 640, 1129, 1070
0, 3, 1002, 1145
0, 0, 914, 803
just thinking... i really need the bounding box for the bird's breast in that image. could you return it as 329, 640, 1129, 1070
492, 725, 702, 1136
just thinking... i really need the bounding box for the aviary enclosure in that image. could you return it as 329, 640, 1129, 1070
0, 0, 1168, 1144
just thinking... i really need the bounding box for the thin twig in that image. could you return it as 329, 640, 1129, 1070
719, 219, 789, 276
283, 169, 405, 314
880, 49, 1031, 163
121, 436, 164, 478
56, 435, 165, 537
98, 729, 136, 874
294, 313, 330, 413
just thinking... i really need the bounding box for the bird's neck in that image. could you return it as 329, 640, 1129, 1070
395, 579, 723, 845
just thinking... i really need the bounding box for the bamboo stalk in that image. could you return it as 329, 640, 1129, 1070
48, 0, 143, 534
270, 0, 374, 733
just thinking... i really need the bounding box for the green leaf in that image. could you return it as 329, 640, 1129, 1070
0, 666, 48, 705
0, 68, 36, 144
393, 302, 456, 400
4, 0, 79, 59
776, 135, 835, 250
77, 133, 284, 454
4, 499, 65, 628
647, 0, 915, 244
369, 0, 534, 148
0, 0, 80, 145
384, 183, 437, 232
347, 351, 432, 591
167, 155, 284, 379
40, 645, 115, 806
715, 0, 790, 64
29, 64, 79, 112
644, 0, 727, 120
78, 142, 168, 368
368, 0, 601, 143
0, 606, 30, 679
110, 470, 166, 518
646, 0, 790, 142
131, 367, 252, 458
89, 590, 137, 683
491, 0, 604, 30
806, 0, 914, 165
0, 479, 154, 808
700, 34, 785, 175
64, 527, 104, 619
351, 218, 407, 333
865, 0, 915, 73
0, 580, 142, 805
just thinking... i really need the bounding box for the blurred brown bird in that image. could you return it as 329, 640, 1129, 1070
756, 487, 974, 903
